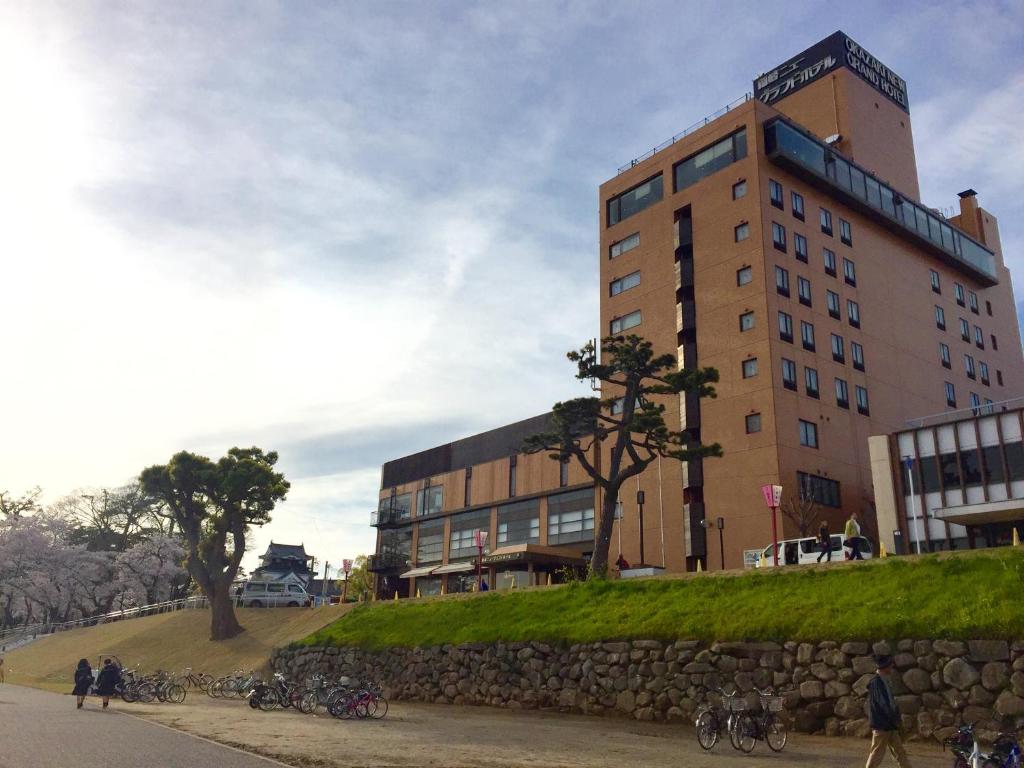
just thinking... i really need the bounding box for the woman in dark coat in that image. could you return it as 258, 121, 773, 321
73, 658, 93, 709
95, 658, 120, 709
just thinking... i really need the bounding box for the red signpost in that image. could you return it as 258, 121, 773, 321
474, 530, 489, 591
341, 558, 352, 603
760, 484, 783, 567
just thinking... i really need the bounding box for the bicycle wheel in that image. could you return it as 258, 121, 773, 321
765, 716, 787, 752
299, 690, 318, 714
167, 684, 186, 704
258, 688, 280, 711
729, 713, 756, 753
330, 693, 355, 719
370, 696, 388, 719
156, 684, 169, 703
208, 680, 223, 698
121, 684, 139, 704
137, 682, 156, 704
695, 710, 719, 750
198, 674, 213, 691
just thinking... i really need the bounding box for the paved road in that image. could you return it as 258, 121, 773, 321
0, 685, 281, 768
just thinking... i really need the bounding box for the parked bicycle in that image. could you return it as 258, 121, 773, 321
942, 724, 1022, 768
176, 667, 213, 691
695, 687, 749, 751
730, 686, 787, 753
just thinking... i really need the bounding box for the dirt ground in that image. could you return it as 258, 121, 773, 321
124, 695, 953, 768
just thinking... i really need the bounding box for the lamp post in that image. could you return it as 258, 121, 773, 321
903, 456, 923, 555
615, 500, 623, 560
637, 490, 646, 565
716, 517, 725, 571
475, 530, 488, 591
761, 484, 783, 567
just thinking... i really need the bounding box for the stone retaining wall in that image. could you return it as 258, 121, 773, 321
272, 639, 1024, 740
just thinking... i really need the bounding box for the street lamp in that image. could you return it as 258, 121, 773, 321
902, 456, 923, 555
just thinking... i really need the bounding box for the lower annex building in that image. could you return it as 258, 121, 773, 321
370, 31, 1024, 594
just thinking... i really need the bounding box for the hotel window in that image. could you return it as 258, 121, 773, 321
839, 218, 852, 246
559, 458, 570, 487
674, 128, 748, 191
851, 341, 865, 372
939, 342, 951, 368
737, 266, 753, 286
609, 270, 641, 296
509, 455, 517, 497
781, 358, 797, 391
945, 381, 956, 407
964, 354, 976, 380
820, 207, 833, 236
935, 305, 946, 330
742, 358, 758, 379
735, 222, 750, 242
805, 366, 820, 398
794, 233, 808, 262
497, 499, 540, 546
968, 291, 979, 314
835, 378, 849, 409
997, 370, 1004, 386
775, 265, 790, 297
801, 321, 815, 351
831, 333, 845, 364
732, 180, 747, 199
855, 385, 870, 416
449, 510, 492, 559
991, 334, 998, 350
609, 232, 640, 259
464, 466, 472, 506
772, 221, 787, 252
959, 318, 970, 341
980, 361, 990, 386
416, 521, 445, 563
823, 248, 837, 277
827, 290, 841, 319
930, 269, 941, 294
607, 174, 663, 226
954, 283, 965, 307
739, 311, 755, 332
416, 485, 443, 516
799, 419, 818, 448
986, 300, 993, 316
547, 489, 595, 545
798, 471, 841, 508
778, 311, 793, 343
843, 257, 856, 287
610, 310, 641, 334
769, 179, 784, 209
847, 299, 860, 328
791, 191, 805, 220
969, 392, 981, 413
797, 276, 812, 307
974, 326, 984, 349
745, 413, 761, 434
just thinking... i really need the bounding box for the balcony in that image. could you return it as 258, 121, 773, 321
368, 552, 407, 573
764, 119, 997, 286
370, 506, 409, 529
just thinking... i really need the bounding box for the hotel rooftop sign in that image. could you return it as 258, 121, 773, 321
754, 31, 909, 113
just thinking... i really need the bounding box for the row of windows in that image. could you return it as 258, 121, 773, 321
774, 267, 861, 325
929, 269, 993, 316
772, 311, 865, 367
607, 130, 748, 227
769, 178, 852, 246
764, 221, 857, 286
742, 356, 869, 414
943, 381, 994, 411
934, 306, 996, 350
901, 442, 1024, 494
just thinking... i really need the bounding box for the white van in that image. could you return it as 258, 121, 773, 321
755, 534, 873, 567
239, 581, 311, 607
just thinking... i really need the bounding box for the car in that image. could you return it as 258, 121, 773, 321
755, 534, 873, 567
238, 581, 311, 607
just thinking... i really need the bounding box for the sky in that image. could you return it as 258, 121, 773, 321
2, 1, 1023, 577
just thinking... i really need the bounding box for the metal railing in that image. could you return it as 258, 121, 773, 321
616, 93, 752, 175
0, 595, 217, 646
904, 396, 1024, 429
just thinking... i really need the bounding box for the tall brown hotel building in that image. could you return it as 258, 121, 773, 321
370, 32, 1024, 595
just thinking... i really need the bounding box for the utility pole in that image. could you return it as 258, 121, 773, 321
716, 517, 725, 570
637, 490, 646, 565
322, 561, 330, 605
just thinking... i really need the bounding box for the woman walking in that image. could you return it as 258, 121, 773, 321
816, 521, 832, 563
73, 658, 93, 709
95, 658, 121, 709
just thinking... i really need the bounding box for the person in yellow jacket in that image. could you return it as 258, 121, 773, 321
845, 512, 864, 560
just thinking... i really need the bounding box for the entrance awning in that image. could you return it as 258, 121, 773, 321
399, 565, 437, 579
482, 544, 586, 567
432, 561, 476, 574
934, 499, 1024, 526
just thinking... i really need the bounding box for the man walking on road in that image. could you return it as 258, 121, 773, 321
865, 654, 911, 768
846, 512, 864, 560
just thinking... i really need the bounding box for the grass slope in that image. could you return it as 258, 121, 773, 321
4, 604, 351, 693
305, 550, 1024, 650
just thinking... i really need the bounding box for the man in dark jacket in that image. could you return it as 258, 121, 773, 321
865, 654, 912, 767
